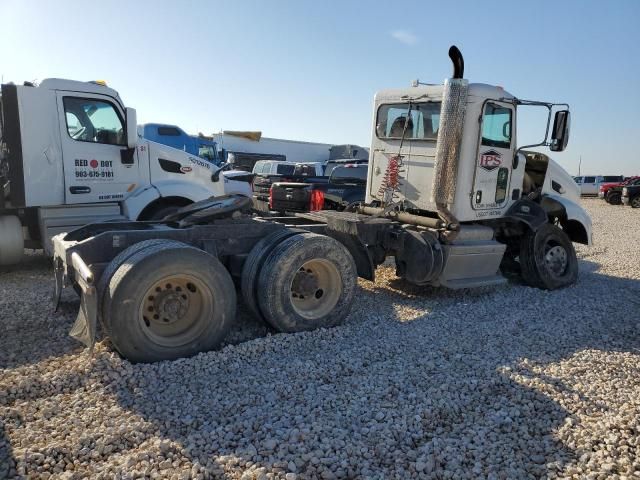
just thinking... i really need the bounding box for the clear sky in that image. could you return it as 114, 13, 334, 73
1, 0, 639, 175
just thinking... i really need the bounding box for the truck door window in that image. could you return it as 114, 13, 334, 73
481, 103, 512, 149
376, 102, 441, 140
63, 97, 125, 146
584, 176, 596, 183
198, 145, 216, 161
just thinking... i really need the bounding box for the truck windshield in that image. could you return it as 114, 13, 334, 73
330, 166, 368, 183
198, 145, 217, 162
276, 164, 295, 175
376, 102, 440, 140
293, 164, 318, 176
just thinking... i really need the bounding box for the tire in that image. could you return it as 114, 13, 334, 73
519, 224, 578, 290
103, 242, 236, 362
631, 196, 640, 208
0, 215, 24, 266
257, 233, 357, 332
97, 239, 186, 337
607, 192, 621, 205
240, 228, 304, 321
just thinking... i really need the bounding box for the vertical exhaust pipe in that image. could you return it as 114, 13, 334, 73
449, 46, 464, 79
430, 45, 468, 229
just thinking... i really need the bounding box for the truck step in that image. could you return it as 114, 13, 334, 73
439, 274, 507, 290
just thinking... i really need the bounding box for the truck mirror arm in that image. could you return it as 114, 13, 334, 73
211, 162, 232, 182
512, 99, 570, 157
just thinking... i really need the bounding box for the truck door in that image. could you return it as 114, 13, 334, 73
57, 93, 139, 204
472, 101, 515, 210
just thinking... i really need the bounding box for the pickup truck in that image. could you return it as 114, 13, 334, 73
270, 164, 368, 213
600, 176, 640, 204
252, 161, 325, 211
622, 183, 640, 208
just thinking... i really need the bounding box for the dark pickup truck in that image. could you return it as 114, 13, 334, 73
604, 176, 640, 205
622, 183, 640, 208
270, 164, 368, 212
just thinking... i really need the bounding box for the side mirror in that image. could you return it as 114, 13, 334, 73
126, 107, 138, 149
550, 110, 570, 152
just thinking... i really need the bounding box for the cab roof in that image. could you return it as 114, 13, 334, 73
35, 78, 122, 101
375, 82, 515, 103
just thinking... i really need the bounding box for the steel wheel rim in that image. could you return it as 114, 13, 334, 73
139, 274, 213, 347
544, 243, 568, 278
290, 259, 342, 320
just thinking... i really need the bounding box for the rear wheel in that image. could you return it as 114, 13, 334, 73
256, 233, 356, 332
240, 228, 304, 321
97, 239, 186, 337
103, 242, 236, 362
519, 224, 578, 290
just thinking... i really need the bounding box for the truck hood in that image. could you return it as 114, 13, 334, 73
543, 158, 580, 203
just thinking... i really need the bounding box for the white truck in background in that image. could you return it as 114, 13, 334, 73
0, 79, 253, 265
212, 131, 334, 166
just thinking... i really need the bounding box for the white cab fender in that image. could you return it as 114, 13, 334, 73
121, 185, 161, 221
152, 179, 219, 203
546, 193, 593, 246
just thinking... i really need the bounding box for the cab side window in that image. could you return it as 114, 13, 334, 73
63, 97, 125, 146
481, 103, 512, 149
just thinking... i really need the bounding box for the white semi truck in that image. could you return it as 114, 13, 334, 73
53, 47, 592, 363
0, 79, 253, 265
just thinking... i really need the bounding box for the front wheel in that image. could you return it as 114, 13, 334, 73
519, 224, 578, 290
606, 192, 621, 205
631, 196, 640, 208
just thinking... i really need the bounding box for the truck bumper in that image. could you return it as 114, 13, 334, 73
598, 191, 605, 199
622, 195, 630, 205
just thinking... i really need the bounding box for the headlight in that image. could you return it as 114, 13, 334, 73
623, 187, 628, 195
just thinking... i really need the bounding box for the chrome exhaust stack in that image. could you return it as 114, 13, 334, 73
431, 46, 469, 228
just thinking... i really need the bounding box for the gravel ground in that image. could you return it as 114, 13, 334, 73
1, 198, 639, 479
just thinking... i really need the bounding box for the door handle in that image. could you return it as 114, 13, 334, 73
70, 186, 91, 194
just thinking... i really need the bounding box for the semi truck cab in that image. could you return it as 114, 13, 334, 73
367, 77, 591, 246
0, 79, 252, 264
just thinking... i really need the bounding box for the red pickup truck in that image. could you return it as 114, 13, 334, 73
599, 176, 640, 204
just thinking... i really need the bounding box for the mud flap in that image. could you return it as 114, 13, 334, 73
69, 286, 98, 353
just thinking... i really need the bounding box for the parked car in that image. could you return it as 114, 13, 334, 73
252, 161, 325, 211
270, 164, 368, 213
599, 176, 640, 204
574, 175, 624, 196
622, 183, 640, 208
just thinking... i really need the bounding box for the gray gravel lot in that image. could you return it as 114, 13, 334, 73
1, 199, 639, 479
